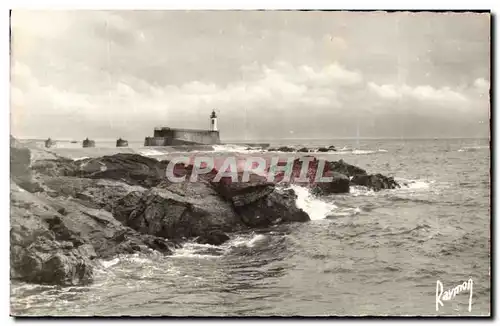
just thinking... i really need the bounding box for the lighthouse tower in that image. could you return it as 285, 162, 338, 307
210, 109, 218, 131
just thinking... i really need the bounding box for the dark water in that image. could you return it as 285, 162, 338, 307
10, 138, 490, 316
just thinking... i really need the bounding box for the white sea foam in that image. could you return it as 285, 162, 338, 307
406, 180, 432, 190
244, 234, 268, 248
351, 149, 376, 155
211, 144, 265, 153
350, 149, 388, 155
327, 206, 363, 217
99, 257, 121, 269
397, 179, 434, 190
171, 242, 223, 259
98, 252, 167, 270
350, 186, 376, 196
228, 234, 269, 248
139, 149, 167, 157
289, 185, 337, 220
72, 156, 90, 161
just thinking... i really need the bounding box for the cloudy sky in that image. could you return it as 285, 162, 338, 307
10, 10, 490, 140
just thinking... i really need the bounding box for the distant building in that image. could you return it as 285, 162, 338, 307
116, 138, 128, 147
45, 138, 56, 148
82, 138, 96, 148
145, 110, 221, 146
210, 109, 218, 131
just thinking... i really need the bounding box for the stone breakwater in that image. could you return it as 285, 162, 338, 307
10, 141, 399, 287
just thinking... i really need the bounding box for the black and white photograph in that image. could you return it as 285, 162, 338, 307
8, 8, 491, 317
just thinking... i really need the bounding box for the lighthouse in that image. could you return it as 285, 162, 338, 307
210, 109, 218, 131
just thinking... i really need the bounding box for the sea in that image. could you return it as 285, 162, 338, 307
10, 138, 491, 316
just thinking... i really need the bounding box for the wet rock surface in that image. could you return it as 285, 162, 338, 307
351, 173, 400, 191
10, 138, 398, 286
195, 230, 231, 246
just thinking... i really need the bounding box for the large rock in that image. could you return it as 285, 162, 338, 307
11, 237, 94, 286
211, 173, 275, 206
10, 185, 93, 285
210, 172, 310, 226
32, 153, 171, 188
195, 230, 230, 246
10, 146, 44, 193
327, 159, 367, 177
40, 176, 145, 211
76, 154, 169, 187
311, 171, 350, 195
10, 147, 31, 177
113, 168, 311, 239
235, 187, 310, 227
351, 173, 400, 191
10, 177, 177, 286
268, 157, 398, 194
112, 181, 242, 241
38, 177, 177, 257
11, 152, 316, 286
268, 146, 295, 152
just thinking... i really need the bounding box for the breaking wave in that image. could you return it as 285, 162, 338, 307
165, 233, 275, 260
396, 178, 434, 190
289, 185, 337, 220
139, 149, 168, 157
71, 156, 90, 161
211, 144, 266, 153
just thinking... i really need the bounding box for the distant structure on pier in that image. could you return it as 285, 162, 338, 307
144, 110, 221, 146
82, 138, 95, 148
116, 138, 128, 147
44, 138, 56, 148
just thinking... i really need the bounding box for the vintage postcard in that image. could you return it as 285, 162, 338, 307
9, 10, 491, 317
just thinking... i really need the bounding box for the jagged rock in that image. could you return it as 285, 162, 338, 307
269, 157, 397, 194
311, 171, 350, 194
10, 146, 43, 193
268, 146, 295, 152
316, 146, 338, 152
30, 158, 79, 177
196, 230, 230, 246
12, 150, 400, 287
327, 159, 367, 177
32, 153, 170, 188
211, 173, 275, 206
351, 173, 400, 191
11, 238, 94, 286
272, 156, 327, 186
235, 188, 310, 227
112, 182, 241, 241
297, 147, 310, 153
10, 178, 177, 286
40, 176, 145, 212
10, 188, 94, 285
11, 147, 31, 177
75, 153, 169, 187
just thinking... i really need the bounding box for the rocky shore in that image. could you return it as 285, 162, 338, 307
267, 145, 337, 153
10, 140, 399, 287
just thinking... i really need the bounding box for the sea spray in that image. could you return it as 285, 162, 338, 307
289, 185, 337, 220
